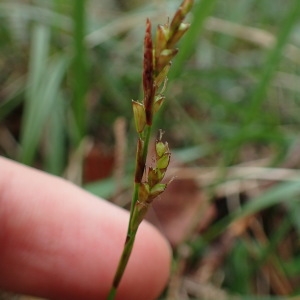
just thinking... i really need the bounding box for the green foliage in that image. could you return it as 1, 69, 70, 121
20, 25, 70, 166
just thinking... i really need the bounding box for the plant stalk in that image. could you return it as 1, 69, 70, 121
107, 125, 152, 299
106, 2, 193, 298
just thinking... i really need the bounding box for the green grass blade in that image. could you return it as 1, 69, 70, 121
237, 180, 300, 220
71, 0, 88, 144
20, 24, 50, 164
20, 31, 69, 165
44, 92, 66, 175
197, 178, 300, 244
25, 25, 50, 101
247, 0, 300, 121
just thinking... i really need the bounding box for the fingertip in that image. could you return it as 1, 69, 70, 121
0, 157, 171, 300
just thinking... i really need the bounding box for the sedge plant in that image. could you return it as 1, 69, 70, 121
107, 1, 193, 299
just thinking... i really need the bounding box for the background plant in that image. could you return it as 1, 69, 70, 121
1, 0, 300, 299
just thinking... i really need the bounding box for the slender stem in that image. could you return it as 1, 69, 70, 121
107, 287, 117, 300
107, 125, 152, 300
129, 182, 140, 217
107, 228, 138, 299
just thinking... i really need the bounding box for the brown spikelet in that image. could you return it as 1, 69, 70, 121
143, 19, 155, 125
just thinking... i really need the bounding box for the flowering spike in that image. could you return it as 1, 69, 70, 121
143, 19, 155, 125
108, 1, 193, 297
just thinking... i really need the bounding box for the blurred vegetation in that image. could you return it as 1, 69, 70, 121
1, 0, 300, 299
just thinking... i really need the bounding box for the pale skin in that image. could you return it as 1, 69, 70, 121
0, 157, 171, 300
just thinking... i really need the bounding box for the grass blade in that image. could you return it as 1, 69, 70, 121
237, 180, 300, 220
247, 0, 300, 122
71, 0, 88, 144
44, 92, 66, 175
20, 25, 69, 164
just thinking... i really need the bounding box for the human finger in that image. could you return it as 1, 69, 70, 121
0, 157, 171, 299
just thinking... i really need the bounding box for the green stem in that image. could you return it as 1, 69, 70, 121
129, 125, 152, 225
129, 182, 140, 218
107, 125, 152, 300
107, 229, 138, 299
107, 287, 117, 300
